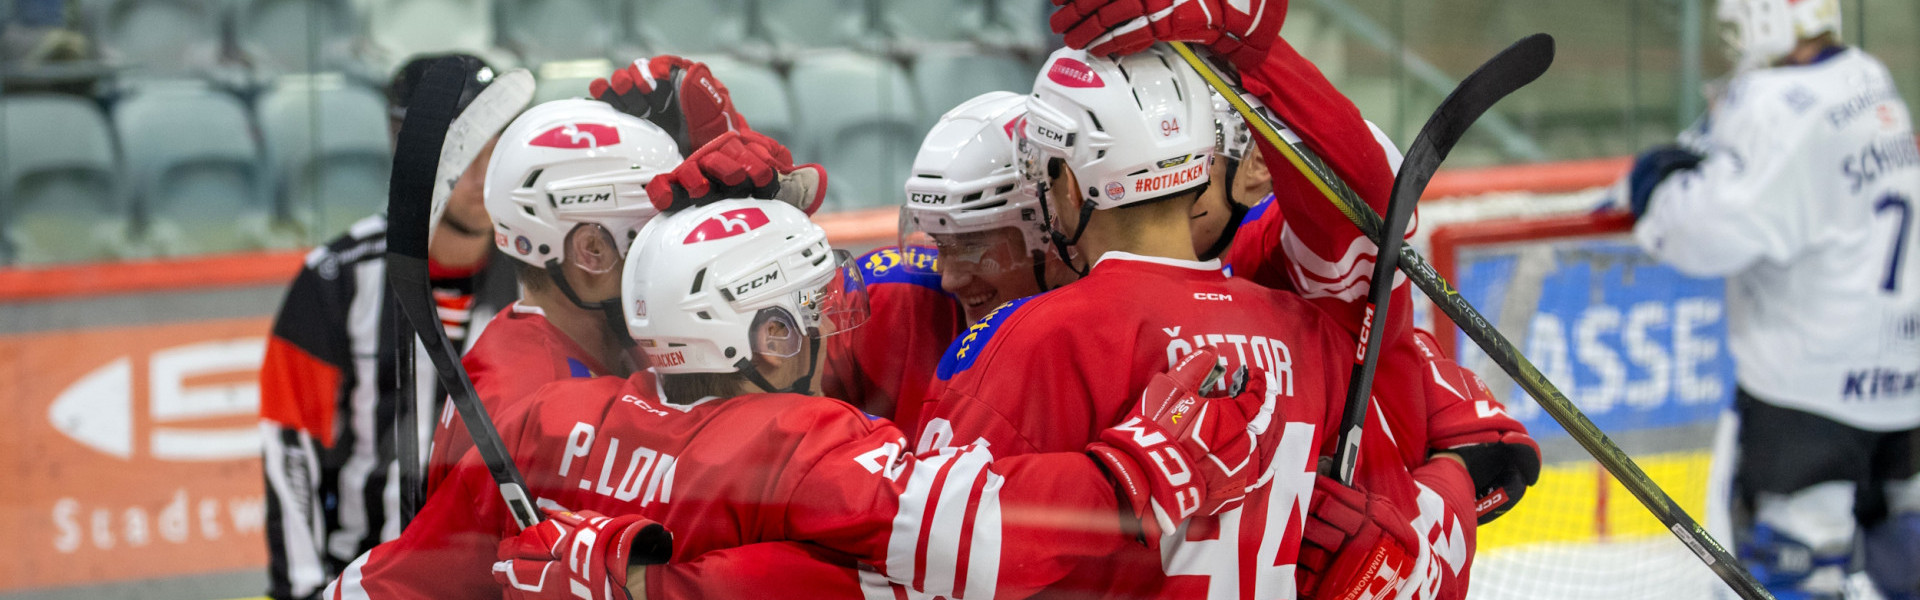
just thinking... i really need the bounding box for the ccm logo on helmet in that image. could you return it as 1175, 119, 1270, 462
1136, 163, 1205, 193
530, 123, 623, 149
682, 208, 771, 244
1046, 57, 1105, 88
554, 184, 616, 206
731, 265, 782, 298
908, 192, 948, 205
1194, 292, 1233, 301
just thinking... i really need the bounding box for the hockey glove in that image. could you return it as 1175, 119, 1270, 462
591, 56, 744, 157
1049, 0, 1287, 67
1297, 474, 1418, 600
494, 508, 673, 600
1626, 145, 1703, 218
1415, 330, 1541, 524
1088, 347, 1269, 546
645, 129, 827, 215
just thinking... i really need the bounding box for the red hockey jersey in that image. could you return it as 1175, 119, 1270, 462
919, 252, 1351, 599
1219, 47, 1489, 599
822, 245, 963, 435
424, 302, 638, 496
329, 375, 1136, 600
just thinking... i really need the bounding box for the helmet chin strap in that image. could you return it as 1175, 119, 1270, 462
1027, 249, 1054, 293
1042, 179, 1097, 277
734, 336, 823, 395
1198, 197, 1248, 261
542, 259, 637, 348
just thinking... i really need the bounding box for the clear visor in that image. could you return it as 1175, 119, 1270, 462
898, 207, 1030, 277
760, 249, 871, 357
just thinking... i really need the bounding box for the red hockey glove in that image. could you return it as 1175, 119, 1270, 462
1414, 329, 1541, 524
1049, 0, 1287, 67
645, 129, 826, 215
1298, 474, 1418, 600
1088, 348, 1268, 545
493, 508, 674, 600
590, 56, 745, 157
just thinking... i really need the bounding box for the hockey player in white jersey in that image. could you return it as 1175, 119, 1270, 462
1623, 1, 1920, 597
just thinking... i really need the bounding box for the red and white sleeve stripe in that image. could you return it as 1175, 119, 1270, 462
884, 444, 1005, 600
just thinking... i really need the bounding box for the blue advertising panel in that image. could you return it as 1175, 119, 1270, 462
1448, 236, 1733, 437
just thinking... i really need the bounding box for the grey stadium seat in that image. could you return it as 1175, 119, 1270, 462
631, 0, 749, 56
983, 0, 1051, 50
701, 56, 796, 151
911, 49, 1034, 130
499, 0, 618, 67
255, 75, 393, 241
788, 52, 921, 211
880, 0, 989, 46
532, 58, 614, 105
1, 94, 133, 264
366, 0, 495, 71
233, 0, 357, 75
758, 0, 870, 52
114, 82, 279, 255
89, 0, 224, 74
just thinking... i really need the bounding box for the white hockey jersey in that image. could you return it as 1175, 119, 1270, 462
1636, 47, 1920, 431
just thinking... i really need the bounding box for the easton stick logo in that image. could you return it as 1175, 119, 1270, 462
529, 123, 622, 149
682, 208, 771, 244
1047, 57, 1104, 88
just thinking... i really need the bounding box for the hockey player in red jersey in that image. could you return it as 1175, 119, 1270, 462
422, 98, 685, 495
1049, 4, 1543, 597
324, 199, 1273, 600
908, 45, 1439, 600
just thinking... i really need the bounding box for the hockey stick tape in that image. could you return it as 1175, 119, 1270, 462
428, 68, 535, 247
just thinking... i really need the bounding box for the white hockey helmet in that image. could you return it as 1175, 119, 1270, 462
485, 98, 681, 270
1018, 45, 1216, 212
622, 199, 869, 392
1717, 0, 1843, 72
899, 91, 1048, 276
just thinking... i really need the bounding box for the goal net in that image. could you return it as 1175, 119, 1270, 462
1413, 177, 1739, 600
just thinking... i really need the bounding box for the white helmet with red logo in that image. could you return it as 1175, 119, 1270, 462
485, 98, 681, 269
1019, 45, 1215, 211
899, 92, 1048, 269
622, 199, 869, 392
1718, 0, 1842, 72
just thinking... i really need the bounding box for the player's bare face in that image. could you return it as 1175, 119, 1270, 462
429, 137, 499, 270
935, 228, 1037, 323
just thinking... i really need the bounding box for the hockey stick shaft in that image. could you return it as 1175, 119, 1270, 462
1334, 34, 1554, 485
396, 319, 421, 526
386, 58, 541, 531
1166, 41, 1772, 599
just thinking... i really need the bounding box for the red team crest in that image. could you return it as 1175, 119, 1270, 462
682, 208, 772, 244
529, 123, 623, 149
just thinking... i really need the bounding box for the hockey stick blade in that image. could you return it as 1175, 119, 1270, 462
1165, 41, 1773, 599
386, 58, 542, 531
1334, 34, 1555, 485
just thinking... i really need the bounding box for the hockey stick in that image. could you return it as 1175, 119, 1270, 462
1332, 35, 1554, 485
395, 67, 535, 527
1166, 40, 1774, 599
386, 58, 541, 531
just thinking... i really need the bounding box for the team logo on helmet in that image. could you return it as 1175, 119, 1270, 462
529, 123, 622, 149
1003, 115, 1024, 140
1104, 182, 1126, 200
515, 236, 533, 255
1047, 57, 1105, 88
682, 208, 771, 244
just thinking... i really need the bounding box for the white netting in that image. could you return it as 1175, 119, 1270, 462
1411, 184, 1740, 600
